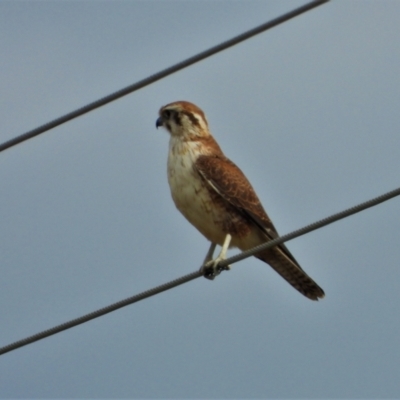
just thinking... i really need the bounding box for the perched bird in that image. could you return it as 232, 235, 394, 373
156, 101, 324, 300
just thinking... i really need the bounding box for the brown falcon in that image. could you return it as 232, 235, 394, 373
156, 100, 324, 300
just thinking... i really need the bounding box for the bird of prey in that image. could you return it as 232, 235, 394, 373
156, 101, 324, 300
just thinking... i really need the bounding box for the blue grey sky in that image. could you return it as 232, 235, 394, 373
1, 0, 400, 398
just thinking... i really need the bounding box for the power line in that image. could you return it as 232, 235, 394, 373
0, 270, 201, 357
0, 0, 329, 153
218, 186, 400, 269
1, 185, 399, 357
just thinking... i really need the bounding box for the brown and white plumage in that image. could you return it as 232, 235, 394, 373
156, 101, 324, 300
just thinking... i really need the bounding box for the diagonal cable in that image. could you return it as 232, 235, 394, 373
0, 184, 399, 357
0, 0, 329, 153
0, 271, 202, 356
219, 186, 400, 268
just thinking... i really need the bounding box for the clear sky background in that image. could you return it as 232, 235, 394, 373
1, 1, 400, 398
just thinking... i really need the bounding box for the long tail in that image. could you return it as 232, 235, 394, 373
255, 247, 325, 301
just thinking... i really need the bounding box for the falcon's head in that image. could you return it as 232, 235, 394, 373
156, 101, 210, 139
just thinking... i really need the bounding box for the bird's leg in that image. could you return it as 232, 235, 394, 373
200, 234, 232, 280
202, 242, 217, 265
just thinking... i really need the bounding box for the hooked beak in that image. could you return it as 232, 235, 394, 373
156, 116, 163, 129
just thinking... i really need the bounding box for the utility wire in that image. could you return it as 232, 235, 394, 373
219, 186, 400, 268
0, 0, 329, 153
0, 185, 399, 357
0, 270, 202, 356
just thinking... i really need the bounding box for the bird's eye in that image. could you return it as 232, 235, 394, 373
162, 110, 171, 119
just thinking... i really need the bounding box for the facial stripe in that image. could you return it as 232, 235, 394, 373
182, 111, 200, 128
173, 112, 181, 126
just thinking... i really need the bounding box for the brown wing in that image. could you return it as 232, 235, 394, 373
195, 154, 325, 300
195, 154, 301, 267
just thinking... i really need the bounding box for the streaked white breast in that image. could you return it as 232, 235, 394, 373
167, 137, 226, 245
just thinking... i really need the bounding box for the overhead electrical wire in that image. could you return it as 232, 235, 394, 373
0, 0, 329, 153
1, 186, 399, 356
